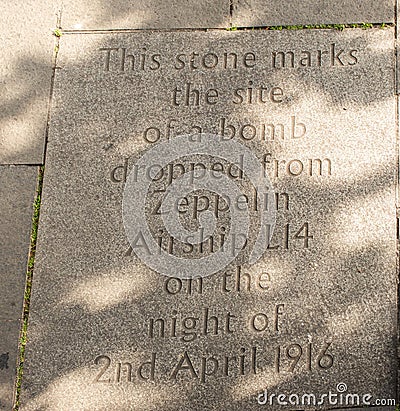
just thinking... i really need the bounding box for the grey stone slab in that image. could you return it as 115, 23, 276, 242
60, 0, 231, 30
232, 0, 394, 27
0, 1, 56, 164
20, 29, 397, 410
0, 320, 21, 410
0, 166, 38, 321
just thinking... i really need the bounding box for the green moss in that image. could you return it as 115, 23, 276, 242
53, 28, 62, 37
13, 166, 44, 411
226, 22, 390, 31
286, 25, 304, 30
361, 22, 373, 29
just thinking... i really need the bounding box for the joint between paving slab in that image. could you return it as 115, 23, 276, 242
44, 14, 62, 165
58, 22, 393, 36
394, 78, 400, 409
396, 0, 400, 403
13, 165, 44, 411
397, 224, 400, 398
396, 0, 399, 94
229, 22, 392, 30
58, 23, 395, 37
0, 163, 44, 167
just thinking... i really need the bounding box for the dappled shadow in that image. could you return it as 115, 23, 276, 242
20, 158, 398, 409
0, 0, 58, 164
11, 6, 399, 411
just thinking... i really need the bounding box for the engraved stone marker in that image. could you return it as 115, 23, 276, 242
20, 29, 397, 410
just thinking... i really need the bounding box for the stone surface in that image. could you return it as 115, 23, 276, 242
0, 166, 37, 321
232, 0, 394, 27
0, 321, 21, 410
20, 29, 397, 410
0, 1, 56, 165
60, 0, 230, 30
0, 165, 36, 408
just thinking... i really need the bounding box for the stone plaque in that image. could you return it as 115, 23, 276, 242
21, 29, 397, 410
231, 0, 394, 27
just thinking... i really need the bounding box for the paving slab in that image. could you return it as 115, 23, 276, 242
0, 165, 37, 409
232, 0, 394, 27
0, 321, 21, 410
0, 2, 57, 165
0, 166, 38, 321
20, 28, 397, 410
60, 0, 231, 30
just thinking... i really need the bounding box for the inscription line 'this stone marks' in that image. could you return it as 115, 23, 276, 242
98, 44, 360, 72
